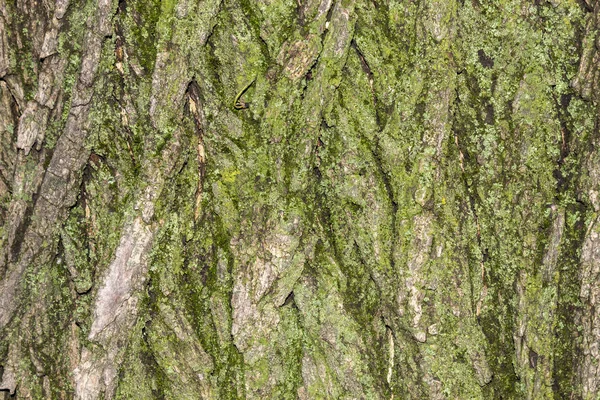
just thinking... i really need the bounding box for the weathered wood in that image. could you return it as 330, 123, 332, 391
1, 0, 599, 398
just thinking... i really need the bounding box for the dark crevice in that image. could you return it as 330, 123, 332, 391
63, 163, 94, 294
551, 92, 573, 168
342, 35, 398, 296
299, 2, 336, 100
552, 199, 587, 396
299, 4, 336, 98
350, 38, 376, 116
369, 137, 398, 273
529, 349, 539, 369
350, 37, 389, 130
549, 77, 594, 394
300, 54, 320, 101
351, 40, 374, 81
257, 34, 271, 60
203, 0, 223, 47
136, 277, 167, 399
451, 75, 486, 323
282, 290, 295, 307
477, 49, 494, 69
237, 0, 270, 61
296, 0, 306, 26
326, 1, 336, 20
311, 126, 345, 281
185, 79, 205, 133
185, 79, 207, 223
575, 0, 593, 13
346, 243, 389, 397
8, 186, 39, 264
350, 19, 396, 272
140, 330, 166, 399
38, 51, 55, 64
117, 0, 127, 14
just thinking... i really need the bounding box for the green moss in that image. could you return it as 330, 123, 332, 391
121, 0, 162, 74
4, 0, 599, 397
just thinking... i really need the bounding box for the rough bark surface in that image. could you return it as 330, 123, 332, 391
1, 0, 600, 399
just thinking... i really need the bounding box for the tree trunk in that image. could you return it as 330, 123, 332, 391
1, 0, 599, 398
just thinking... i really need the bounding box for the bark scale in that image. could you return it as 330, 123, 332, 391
0, 0, 599, 399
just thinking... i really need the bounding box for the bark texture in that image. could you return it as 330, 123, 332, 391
1, 0, 600, 398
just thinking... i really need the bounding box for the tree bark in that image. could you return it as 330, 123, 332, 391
1, 0, 600, 398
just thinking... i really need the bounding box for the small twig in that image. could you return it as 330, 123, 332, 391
233, 77, 256, 110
